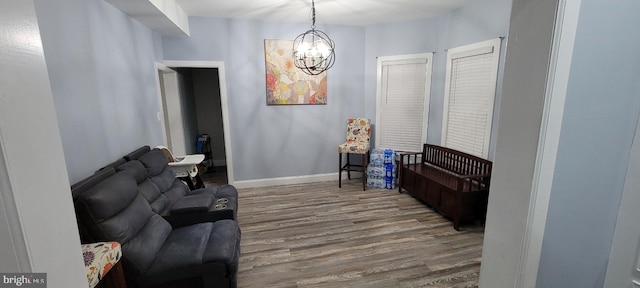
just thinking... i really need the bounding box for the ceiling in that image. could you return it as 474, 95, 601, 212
174, 0, 467, 26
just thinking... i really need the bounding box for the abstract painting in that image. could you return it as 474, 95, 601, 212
264, 39, 327, 105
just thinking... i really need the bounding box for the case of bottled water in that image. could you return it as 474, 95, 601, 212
367, 148, 397, 189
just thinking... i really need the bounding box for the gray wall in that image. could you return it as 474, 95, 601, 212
34, 0, 164, 183
537, 0, 640, 286
162, 18, 366, 181
364, 0, 512, 158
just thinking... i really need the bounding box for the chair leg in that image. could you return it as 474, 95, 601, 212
347, 153, 351, 180
180, 176, 196, 190
363, 152, 368, 191
338, 152, 342, 188
194, 174, 205, 189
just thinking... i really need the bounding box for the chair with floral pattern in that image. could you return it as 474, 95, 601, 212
338, 118, 371, 191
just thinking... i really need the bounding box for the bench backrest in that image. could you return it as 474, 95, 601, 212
422, 144, 492, 177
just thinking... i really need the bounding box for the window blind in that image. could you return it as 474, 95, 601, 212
377, 55, 431, 153
442, 39, 501, 158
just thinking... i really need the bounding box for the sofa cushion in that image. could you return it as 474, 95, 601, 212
116, 160, 148, 184
121, 214, 171, 277
146, 223, 212, 275
70, 168, 117, 243
204, 220, 241, 276
117, 160, 171, 215
138, 148, 170, 177
76, 171, 139, 222
146, 220, 240, 277
139, 152, 190, 201
75, 171, 171, 278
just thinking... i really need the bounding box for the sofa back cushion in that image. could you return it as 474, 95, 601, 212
138, 148, 189, 202
138, 148, 168, 176
117, 160, 171, 215
70, 168, 117, 243
74, 171, 171, 278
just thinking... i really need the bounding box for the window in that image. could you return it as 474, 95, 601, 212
375, 53, 433, 152
442, 38, 501, 159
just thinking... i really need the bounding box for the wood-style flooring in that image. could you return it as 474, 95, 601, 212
203, 172, 484, 288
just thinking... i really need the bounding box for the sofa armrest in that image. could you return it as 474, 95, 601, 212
170, 194, 213, 215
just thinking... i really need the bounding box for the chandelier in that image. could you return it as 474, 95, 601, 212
293, 0, 335, 75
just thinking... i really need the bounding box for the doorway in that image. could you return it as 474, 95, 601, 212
155, 61, 235, 185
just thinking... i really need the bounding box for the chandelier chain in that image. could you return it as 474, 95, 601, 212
311, 0, 316, 30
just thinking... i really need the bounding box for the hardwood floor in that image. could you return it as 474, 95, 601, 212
221, 178, 484, 288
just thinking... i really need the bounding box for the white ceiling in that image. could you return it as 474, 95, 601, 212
174, 0, 467, 26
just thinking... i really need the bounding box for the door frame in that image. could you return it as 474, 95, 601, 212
603, 107, 640, 286
156, 60, 235, 185
515, 0, 582, 286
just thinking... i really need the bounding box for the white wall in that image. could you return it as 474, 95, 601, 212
0, 0, 86, 285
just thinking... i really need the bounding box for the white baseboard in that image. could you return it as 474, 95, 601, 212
233, 172, 352, 189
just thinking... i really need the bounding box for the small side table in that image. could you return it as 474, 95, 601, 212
82, 242, 126, 288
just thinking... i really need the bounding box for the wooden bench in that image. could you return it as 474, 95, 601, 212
398, 144, 492, 230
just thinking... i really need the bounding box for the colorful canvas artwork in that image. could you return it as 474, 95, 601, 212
264, 39, 327, 105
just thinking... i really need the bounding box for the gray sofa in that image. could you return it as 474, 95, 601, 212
74, 170, 240, 287
71, 146, 241, 287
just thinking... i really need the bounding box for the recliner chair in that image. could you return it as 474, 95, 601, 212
74, 170, 241, 288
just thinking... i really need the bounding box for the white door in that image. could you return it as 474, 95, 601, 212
604, 113, 640, 287
158, 67, 187, 156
